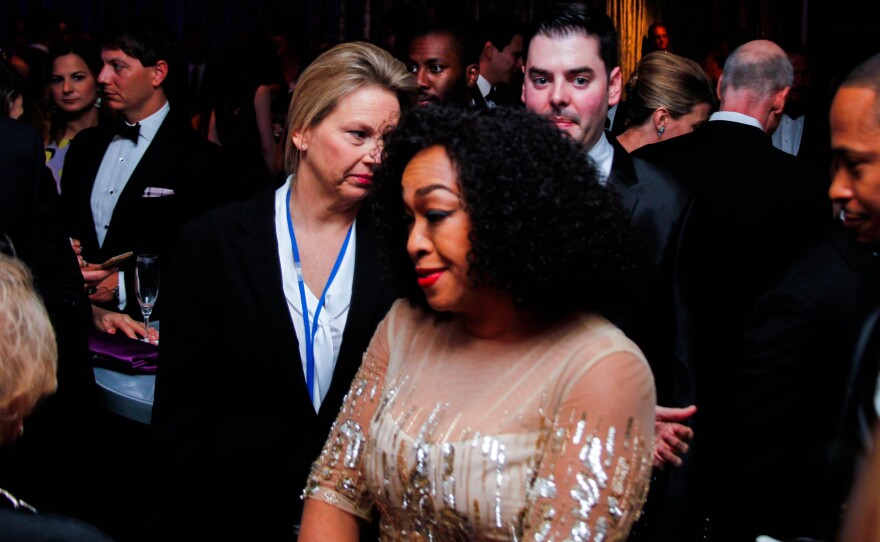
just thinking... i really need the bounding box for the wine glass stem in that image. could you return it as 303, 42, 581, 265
143, 313, 151, 339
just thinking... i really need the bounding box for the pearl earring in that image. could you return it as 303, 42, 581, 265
657, 125, 666, 137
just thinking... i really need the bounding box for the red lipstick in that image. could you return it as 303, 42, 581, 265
415, 268, 444, 288
352, 174, 372, 187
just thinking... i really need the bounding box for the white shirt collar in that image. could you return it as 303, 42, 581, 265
127, 100, 170, 145
274, 175, 356, 411
476, 75, 492, 98
710, 110, 763, 131
588, 132, 614, 185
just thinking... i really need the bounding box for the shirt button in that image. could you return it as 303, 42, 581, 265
104, 225, 109, 230
109, 190, 114, 194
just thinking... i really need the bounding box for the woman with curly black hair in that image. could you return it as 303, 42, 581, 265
300, 105, 656, 542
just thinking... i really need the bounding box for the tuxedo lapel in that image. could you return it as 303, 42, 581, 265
108, 114, 183, 231
606, 138, 640, 219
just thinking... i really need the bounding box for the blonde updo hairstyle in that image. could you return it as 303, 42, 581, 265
622, 51, 715, 129
284, 41, 417, 175
0, 255, 57, 443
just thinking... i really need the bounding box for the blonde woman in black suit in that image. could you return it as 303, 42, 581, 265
152, 41, 416, 541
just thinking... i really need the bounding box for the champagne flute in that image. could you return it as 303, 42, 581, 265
135, 254, 159, 342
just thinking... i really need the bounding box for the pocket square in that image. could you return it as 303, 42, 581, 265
142, 187, 175, 198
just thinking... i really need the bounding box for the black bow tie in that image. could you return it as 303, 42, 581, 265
114, 121, 141, 144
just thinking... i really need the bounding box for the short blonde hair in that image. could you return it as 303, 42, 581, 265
284, 41, 417, 174
0, 255, 57, 433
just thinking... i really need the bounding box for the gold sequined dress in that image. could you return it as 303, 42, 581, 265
305, 300, 656, 541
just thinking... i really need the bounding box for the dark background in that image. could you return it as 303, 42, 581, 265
3, 0, 879, 97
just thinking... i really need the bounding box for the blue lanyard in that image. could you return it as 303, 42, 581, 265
286, 186, 353, 404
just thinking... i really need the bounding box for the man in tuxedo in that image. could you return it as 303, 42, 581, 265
401, 22, 482, 107
521, 5, 696, 539
475, 13, 524, 108
635, 39, 831, 541
771, 45, 832, 175
59, 16, 225, 322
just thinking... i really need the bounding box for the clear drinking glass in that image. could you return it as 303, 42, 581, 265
134, 254, 159, 341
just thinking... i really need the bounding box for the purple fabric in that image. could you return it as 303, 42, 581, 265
88, 330, 158, 374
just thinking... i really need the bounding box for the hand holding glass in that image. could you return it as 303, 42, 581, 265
135, 254, 159, 341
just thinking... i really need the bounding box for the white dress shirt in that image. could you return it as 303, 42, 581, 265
91, 101, 170, 248
476, 74, 492, 98
274, 176, 355, 412
588, 132, 614, 186
771, 113, 805, 156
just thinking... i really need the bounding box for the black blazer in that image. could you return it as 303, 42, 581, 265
0, 117, 86, 314
605, 136, 697, 542
0, 118, 100, 518
152, 187, 396, 540
634, 119, 832, 540
59, 109, 226, 319
737, 224, 880, 540
635, 119, 831, 411
606, 135, 694, 407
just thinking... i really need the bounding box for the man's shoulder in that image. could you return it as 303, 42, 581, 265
65, 123, 113, 158
0, 116, 37, 139
630, 130, 696, 169
0, 118, 41, 162
629, 152, 691, 198
152, 110, 222, 166
185, 186, 274, 235
156, 110, 215, 147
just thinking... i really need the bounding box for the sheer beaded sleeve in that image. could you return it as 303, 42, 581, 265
301, 302, 397, 520
522, 350, 656, 542
303, 303, 655, 541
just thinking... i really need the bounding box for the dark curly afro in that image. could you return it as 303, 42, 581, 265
370, 105, 644, 318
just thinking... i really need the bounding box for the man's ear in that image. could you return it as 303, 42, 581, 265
466, 64, 480, 87
482, 41, 494, 61
0, 394, 29, 443
607, 66, 622, 106
151, 60, 169, 88
772, 86, 790, 116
